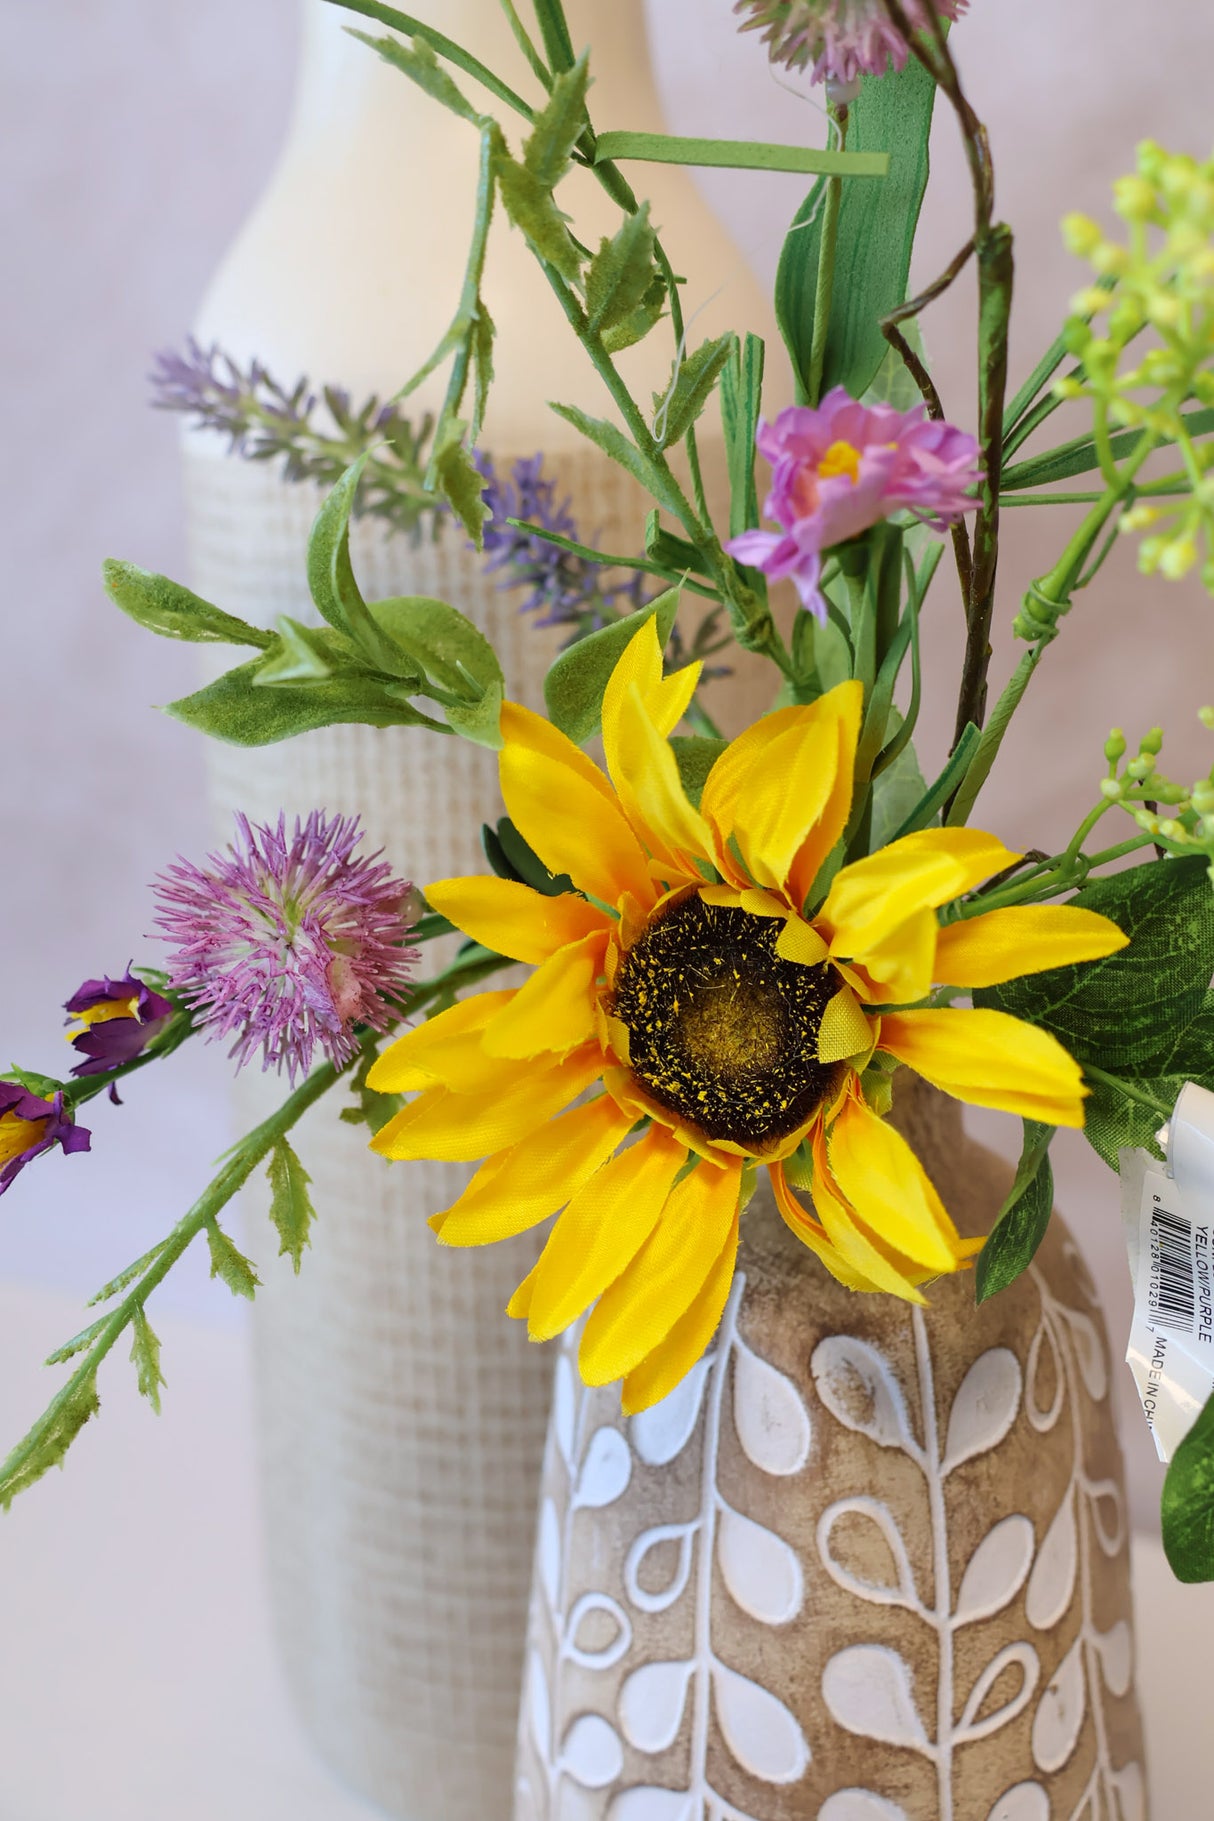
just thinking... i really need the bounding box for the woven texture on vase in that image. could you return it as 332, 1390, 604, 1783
181, 439, 635, 1817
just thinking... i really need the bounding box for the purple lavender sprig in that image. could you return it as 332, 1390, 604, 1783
153, 811, 420, 1084
151, 339, 437, 542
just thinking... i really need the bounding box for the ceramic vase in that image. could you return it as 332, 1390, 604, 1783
514, 1083, 1146, 1820
180, 2, 778, 1812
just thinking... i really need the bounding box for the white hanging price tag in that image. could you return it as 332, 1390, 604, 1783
1121, 1081, 1214, 1462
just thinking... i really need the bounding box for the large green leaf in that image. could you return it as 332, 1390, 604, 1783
1082, 994, 1214, 1169
975, 857, 1214, 1071
1163, 1389, 1214, 1581
976, 1122, 1055, 1302
166, 657, 433, 746
775, 56, 936, 403
543, 585, 682, 745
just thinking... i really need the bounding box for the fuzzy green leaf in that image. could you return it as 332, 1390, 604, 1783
254, 618, 341, 685
167, 657, 433, 746
266, 1138, 316, 1275
670, 735, 728, 810
775, 56, 936, 402
523, 51, 588, 190
975, 857, 1214, 1071
348, 29, 481, 124
372, 594, 504, 745
129, 1307, 166, 1413
495, 152, 583, 281
976, 1123, 1055, 1302
549, 403, 683, 516
45, 1314, 110, 1367
87, 1240, 169, 1307
586, 203, 660, 337
600, 277, 666, 355
430, 419, 492, 546
306, 458, 408, 672
543, 584, 682, 744
102, 560, 273, 649
1163, 1388, 1214, 1581
719, 333, 765, 542
205, 1219, 261, 1300
653, 334, 735, 449
0, 1376, 99, 1511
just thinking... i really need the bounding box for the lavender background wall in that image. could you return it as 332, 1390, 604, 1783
2, 0, 1213, 1526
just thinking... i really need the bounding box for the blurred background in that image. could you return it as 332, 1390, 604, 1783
2, 0, 1213, 1814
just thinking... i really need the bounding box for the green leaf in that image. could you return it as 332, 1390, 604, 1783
102, 559, 273, 649
531, 0, 576, 75
869, 733, 928, 849
1163, 1388, 1214, 1581
645, 513, 710, 576
523, 50, 588, 189
653, 334, 735, 450
254, 617, 341, 685
348, 29, 481, 123
976, 1123, 1055, 1302
593, 131, 888, 178
975, 857, 1214, 1072
586, 203, 660, 338
549, 403, 683, 517
670, 735, 728, 809
430, 418, 491, 545
2, 1065, 68, 1101
863, 317, 929, 412
1001, 407, 1214, 492
204, 1220, 261, 1300
483, 818, 574, 896
44, 1314, 110, 1367
495, 152, 583, 281
543, 584, 682, 744
888, 723, 982, 843
372, 594, 505, 746
306, 458, 408, 671
266, 1138, 316, 1275
719, 333, 765, 542
1081, 993, 1214, 1169
129, 1307, 166, 1413
167, 656, 434, 746
87, 1240, 169, 1307
0, 1376, 99, 1512
775, 55, 936, 403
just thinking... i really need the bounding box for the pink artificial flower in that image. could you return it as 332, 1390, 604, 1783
727, 388, 981, 618
734, 0, 968, 89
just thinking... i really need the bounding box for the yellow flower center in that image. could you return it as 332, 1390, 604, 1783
0, 1113, 48, 1167
612, 894, 835, 1147
71, 995, 141, 1031
818, 439, 862, 485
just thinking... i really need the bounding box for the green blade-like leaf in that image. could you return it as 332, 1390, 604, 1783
266, 1138, 316, 1275
205, 1220, 261, 1300
653, 333, 735, 450
523, 51, 588, 189
869, 733, 928, 849
531, 0, 576, 74
549, 403, 684, 517
976, 1123, 1055, 1302
887, 724, 981, 842
775, 55, 936, 403
586, 203, 659, 338
1163, 1389, 1214, 1581
719, 333, 765, 542
102, 560, 273, 649
543, 584, 682, 744
593, 132, 888, 178
1000, 407, 1214, 491
129, 1307, 166, 1413
167, 656, 433, 746
975, 857, 1214, 1072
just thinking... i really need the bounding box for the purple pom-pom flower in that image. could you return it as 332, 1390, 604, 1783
735, 0, 968, 89
64, 972, 174, 1077
152, 812, 420, 1083
726, 388, 981, 619
0, 1084, 91, 1197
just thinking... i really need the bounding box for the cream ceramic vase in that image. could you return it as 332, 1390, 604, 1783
181, 3, 777, 1814
514, 1083, 1146, 1821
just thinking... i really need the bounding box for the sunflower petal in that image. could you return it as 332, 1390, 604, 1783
808, 1129, 935, 1298
774, 912, 831, 967
823, 828, 1021, 958
370, 1047, 602, 1161
728, 714, 839, 892
818, 984, 876, 1063
827, 1095, 961, 1272
482, 932, 607, 1059
933, 904, 1129, 989
846, 908, 939, 1007
787, 682, 864, 908
499, 702, 654, 907
611, 680, 711, 879
622, 1209, 740, 1414
880, 1007, 1089, 1127
578, 1154, 742, 1384
433, 1095, 635, 1246
601, 618, 700, 785
525, 1127, 686, 1342
425, 876, 609, 965
769, 1156, 909, 1295
366, 990, 516, 1092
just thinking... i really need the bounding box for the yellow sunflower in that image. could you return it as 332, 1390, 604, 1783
367, 620, 1125, 1411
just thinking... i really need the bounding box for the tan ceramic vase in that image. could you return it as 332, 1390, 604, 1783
513, 1083, 1146, 1821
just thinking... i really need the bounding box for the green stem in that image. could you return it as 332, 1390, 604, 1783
1083, 1063, 1173, 1120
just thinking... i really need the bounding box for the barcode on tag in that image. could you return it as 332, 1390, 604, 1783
1150, 1204, 1196, 1332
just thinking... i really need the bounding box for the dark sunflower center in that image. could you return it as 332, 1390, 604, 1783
612, 893, 835, 1146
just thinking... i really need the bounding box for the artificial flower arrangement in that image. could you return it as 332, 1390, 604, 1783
7, 0, 1214, 1595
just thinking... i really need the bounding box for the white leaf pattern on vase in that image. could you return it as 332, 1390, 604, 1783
1063, 1307, 1108, 1401
624, 1520, 698, 1615
821, 1644, 930, 1753
811, 1336, 917, 1454
1025, 1485, 1077, 1631
956, 1642, 1041, 1745
1030, 1633, 1087, 1773
954, 1515, 1035, 1626
618, 1659, 694, 1754
716, 1503, 804, 1625
1113, 1759, 1147, 1821
1092, 1619, 1133, 1699
941, 1349, 1022, 1476
818, 1792, 909, 1820
711, 1660, 812, 1783
817, 1496, 925, 1615
529, 1649, 552, 1762
555, 1355, 577, 1471
564, 1592, 632, 1673
540, 1499, 562, 1611
574, 1427, 632, 1511
608, 1790, 695, 1820
985, 1782, 1050, 1821
629, 1356, 712, 1467
732, 1339, 812, 1475
560, 1715, 624, 1790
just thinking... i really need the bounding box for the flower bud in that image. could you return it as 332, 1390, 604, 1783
1114, 174, 1158, 220
1105, 728, 1127, 762
1141, 727, 1165, 756
1160, 536, 1198, 580
1100, 777, 1124, 800
1062, 213, 1104, 257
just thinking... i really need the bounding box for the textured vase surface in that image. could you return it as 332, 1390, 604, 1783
513, 1088, 1146, 1820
